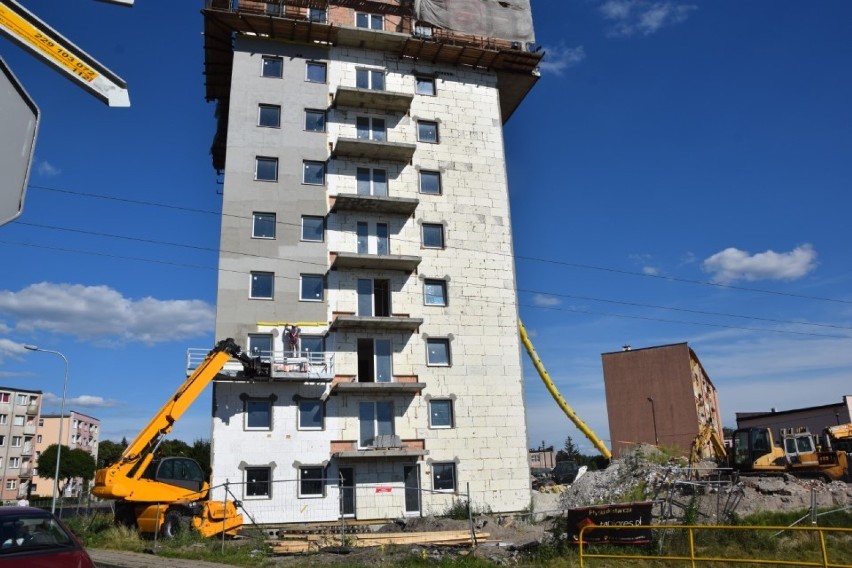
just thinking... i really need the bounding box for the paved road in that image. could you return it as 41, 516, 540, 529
89, 548, 237, 568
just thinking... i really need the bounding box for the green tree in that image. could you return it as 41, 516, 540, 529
556, 435, 581, 462
37, 445, 96, 495
97, 439, 127, 468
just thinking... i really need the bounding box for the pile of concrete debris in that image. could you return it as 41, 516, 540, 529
560, 445, 852, 522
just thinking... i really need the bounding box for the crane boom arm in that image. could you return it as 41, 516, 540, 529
93, 338, 263, 498
518, 319, 612, 460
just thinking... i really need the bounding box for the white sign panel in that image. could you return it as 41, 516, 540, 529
0, 56, 38, 226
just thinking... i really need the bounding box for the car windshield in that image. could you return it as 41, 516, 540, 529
0, 512, 75, 554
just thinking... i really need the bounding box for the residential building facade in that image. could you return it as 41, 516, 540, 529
602, 343, 723, 459
33, 411, 101, 498
0, 387, 41, 501
200, 0, 541, 523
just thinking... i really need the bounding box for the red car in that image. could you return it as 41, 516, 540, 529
0, 506, 95, 567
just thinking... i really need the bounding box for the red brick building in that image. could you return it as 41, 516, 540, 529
602, 343, 722, 459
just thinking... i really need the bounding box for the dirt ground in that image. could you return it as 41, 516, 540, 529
264, 445, 851, 566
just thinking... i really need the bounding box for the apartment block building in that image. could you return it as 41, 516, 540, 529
602, 343, 723, 459
32, 411, 101, 498
0, 387, 41, 501
200, 0, 541, 523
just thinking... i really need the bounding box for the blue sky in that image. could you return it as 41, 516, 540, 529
1, 0, 850, 457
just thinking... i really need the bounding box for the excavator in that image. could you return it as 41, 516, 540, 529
730, 425, 850, 482
92, 338, 268, 538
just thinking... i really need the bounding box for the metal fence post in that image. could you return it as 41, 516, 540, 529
153, 502, 160, 548
222, 481, 228, 554
466, 482, 477, 547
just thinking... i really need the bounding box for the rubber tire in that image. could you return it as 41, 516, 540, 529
160, 510, 187, 539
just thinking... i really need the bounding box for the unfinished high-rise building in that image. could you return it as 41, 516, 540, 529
200, 0, 542, 522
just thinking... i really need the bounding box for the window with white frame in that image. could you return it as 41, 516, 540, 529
359, 401, 394, 447
355, 12, 383, 30
0, 414, 6, 425
250, 272, 274, 299
419, 170, 442, 195
245, 399, 272, 430
421, 223, 444, 249
11, 436, 21, 447
432, 462, 456, 491
306, 61, 327, 83
417, 120, 439, 143
247, 334, 273, 360
36, 435, 42, 444
356, 116, 386, 141
424, 279, 447, 306
299, 466, 324, 497
0, 392, 8, 403
298, 399, 324, 430
355, 67, 385, 90
261, 55, 283, 78
245, 466, 271, 498
426, 338, 451, 366
416, 76, 436, 95
429, 399, 454, 428
300, 274, 324, 301
253, 212, 276, 239
12, 415, 23, 426
258, 104, 281, 128
301, 215, 324, 242
303, 160, 325, 185
304, 109, 326, 132
5, 479, 15, 490
255, 156, 278, 181
9, 457, 20, 468
414, 23, 434, 38
15, 394, 26, 405
356, 167, 388, 196
356, 221, 390, 256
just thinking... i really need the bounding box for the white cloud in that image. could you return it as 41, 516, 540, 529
42, 392, 118, 408
539, 44, 586, 75
36, 160, 60, 177
702, 244, 818, 284
642, 266, 659, 276
0, 282, 214, 345
532, 293, 562, 307
600, 0, 697, 37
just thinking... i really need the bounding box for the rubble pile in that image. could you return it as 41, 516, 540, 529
559, 444, 852, 521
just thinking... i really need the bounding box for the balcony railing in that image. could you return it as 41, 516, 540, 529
186, 348, 334, 381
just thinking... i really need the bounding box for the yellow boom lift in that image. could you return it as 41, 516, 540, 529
518, 319, 612, 460
92, 338, 268, 537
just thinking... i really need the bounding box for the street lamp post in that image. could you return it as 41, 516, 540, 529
24, 345, 69, 516
647, 397, 659, 446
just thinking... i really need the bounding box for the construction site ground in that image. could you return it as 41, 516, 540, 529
87, 446, 851, 567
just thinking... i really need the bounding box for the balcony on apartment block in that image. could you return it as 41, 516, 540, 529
331, 137, 416, 162
25, 403, 39, 415
330, 251, 421, 272
330, 313, 423, 333
330, 193, 419, 216
333, 86, 413, 113
19, 463, 32, 478
331, 436, 428, 460
185, 348, 335, 381
21, 444, 33, 457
